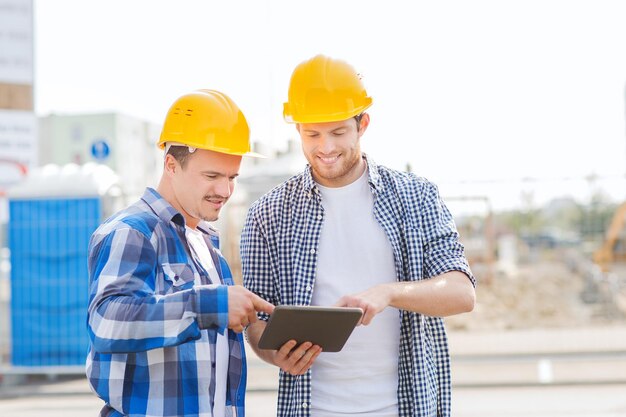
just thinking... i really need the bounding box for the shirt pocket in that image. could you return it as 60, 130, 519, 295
160, 262, 196, 291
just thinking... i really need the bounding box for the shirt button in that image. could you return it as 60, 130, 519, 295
310, 248, 316, 254
306, 285, 312, 291
317, 214, 322, 220
302, 402, 309, 408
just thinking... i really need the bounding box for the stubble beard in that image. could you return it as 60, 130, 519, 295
311, 151, 361, 184
199, 195, 228, 223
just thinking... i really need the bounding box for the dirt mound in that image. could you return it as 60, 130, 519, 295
446, 260, 620, 331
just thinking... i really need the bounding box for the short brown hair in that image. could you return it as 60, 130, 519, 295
354, 113, 364, 132
166, 146, 193, 168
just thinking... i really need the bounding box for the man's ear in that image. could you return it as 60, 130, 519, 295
163, 153, 178, 176
358, 113, 370, 136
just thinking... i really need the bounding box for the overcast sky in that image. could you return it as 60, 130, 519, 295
33, 0, 626, 210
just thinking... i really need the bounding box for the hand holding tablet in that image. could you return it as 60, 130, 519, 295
258, 305, 363, 352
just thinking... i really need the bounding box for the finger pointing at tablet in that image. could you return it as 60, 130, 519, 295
227, 286, 275, 333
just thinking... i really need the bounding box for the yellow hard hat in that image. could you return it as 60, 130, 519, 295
283, 54, 373, 124
158, 89, 263, 157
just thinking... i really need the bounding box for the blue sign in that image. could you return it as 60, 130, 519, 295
91, 139, 110, 161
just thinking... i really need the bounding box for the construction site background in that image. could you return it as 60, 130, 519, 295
3, 174, 626, 364
447, 192, 626, 331
2, 174, 626, 416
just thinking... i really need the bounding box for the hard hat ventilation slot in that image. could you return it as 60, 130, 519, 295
185, 109, 193, 116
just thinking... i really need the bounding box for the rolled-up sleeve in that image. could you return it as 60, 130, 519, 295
420, 183, 476, 287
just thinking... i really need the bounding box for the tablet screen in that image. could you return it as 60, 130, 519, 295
257, 305, 363, 352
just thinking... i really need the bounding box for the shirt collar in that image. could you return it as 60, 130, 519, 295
364, 153, 384, 194
141, 187, 185, 227
302, 164, 317, 195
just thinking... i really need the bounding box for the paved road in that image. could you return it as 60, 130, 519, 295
2, 325, 626, 416
1, 379, 625, 417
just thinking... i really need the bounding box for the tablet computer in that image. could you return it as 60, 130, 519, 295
257, 305, 363, 352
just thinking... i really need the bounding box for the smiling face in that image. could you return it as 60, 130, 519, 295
164, 148, 242, 228
297, 114, 369, 188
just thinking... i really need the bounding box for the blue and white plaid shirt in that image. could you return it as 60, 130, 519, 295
241, 155, 475, 417
86, 188, 247, 417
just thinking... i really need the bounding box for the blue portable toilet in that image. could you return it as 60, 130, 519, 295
7, 163, 120, 367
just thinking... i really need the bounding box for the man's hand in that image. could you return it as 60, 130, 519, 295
245, 320, 321, 373
227, 286, 274, 333
335, 284, 393, 325
273, 340, 322, 375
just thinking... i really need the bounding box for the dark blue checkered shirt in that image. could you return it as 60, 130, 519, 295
241, 155, 474, 417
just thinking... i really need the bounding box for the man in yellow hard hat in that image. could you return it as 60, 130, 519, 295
86, 89, 274, 417
241, 55, 476, 417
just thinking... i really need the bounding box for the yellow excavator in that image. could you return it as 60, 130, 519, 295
590, 203, 626, 315
593, 202, 626, 272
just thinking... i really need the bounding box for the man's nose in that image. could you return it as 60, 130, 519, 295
215, 177, 233, 198
318, 134, 335, 154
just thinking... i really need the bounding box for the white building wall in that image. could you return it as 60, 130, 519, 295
114, 113, 162, 199
38, 112, 161, 201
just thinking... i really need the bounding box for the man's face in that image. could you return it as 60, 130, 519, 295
297, 115, 369, 188
167, 148, 242, 228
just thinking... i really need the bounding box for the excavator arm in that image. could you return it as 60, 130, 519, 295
593, 202, 626, 270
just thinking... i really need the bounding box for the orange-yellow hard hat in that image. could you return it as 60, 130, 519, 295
158, 89, 262, 157
283, 54, 373, 124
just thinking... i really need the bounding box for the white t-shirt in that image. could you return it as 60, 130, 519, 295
185, 226, 230, 417
310, 169, 400, 417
